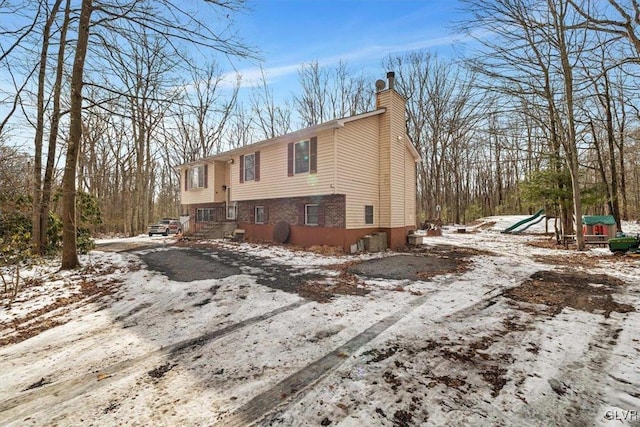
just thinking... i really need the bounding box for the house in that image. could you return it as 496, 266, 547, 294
582, 215, 617, 244
178, 72, 420, 251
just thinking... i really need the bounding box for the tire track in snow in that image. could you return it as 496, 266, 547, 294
217, 281, 510, 427
216, 292, 434, 427
0, 299, 308, 423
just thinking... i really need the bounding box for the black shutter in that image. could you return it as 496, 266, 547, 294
263, 206, 269, 224
310, 136, 317, 174
204, 164, 208, 188
287, 143, 294, 176
239, 155, 244, 183
184, 169, 188, 191
298, 203, 305, 225
255, 151, 260, 182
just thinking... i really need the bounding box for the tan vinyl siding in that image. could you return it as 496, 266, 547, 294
336, 117, 380, 229
230, 129, 335, 200
376, 89, 415, 228
385, 91, 411, 227
404, 144, 417, 227
213, 161, 227, 203
180, 161, 215, 205
377, 92, 392, 228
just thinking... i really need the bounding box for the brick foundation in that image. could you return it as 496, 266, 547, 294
185, 195, 414, 251
237, 194, 345, 228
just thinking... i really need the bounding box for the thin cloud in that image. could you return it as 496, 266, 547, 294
226, 30, 485, 89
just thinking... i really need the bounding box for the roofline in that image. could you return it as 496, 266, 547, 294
176, 108, 386, 168
404, 138, 421, 163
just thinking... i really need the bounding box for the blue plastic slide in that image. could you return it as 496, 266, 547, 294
502, 209, 545, 234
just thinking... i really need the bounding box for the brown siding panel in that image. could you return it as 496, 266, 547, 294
287, 142, 294, 176
255, 151, 261, 182
310, 136, 317, 174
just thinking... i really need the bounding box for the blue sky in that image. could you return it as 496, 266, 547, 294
229, 0, 467, 96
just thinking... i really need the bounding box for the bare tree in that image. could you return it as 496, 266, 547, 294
250, 67, 292, 139
295, 60, 372, 127
383, 51, 485, 224
61, 0, 92, 269
56, 0, 255, 268
460, 0, 592, 249
569, 0, 640, 60
0, 1, 42, 136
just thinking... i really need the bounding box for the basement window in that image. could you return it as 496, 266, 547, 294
255, 206, 265, 224
305, 204, 319, 226
365, 205, 374, 224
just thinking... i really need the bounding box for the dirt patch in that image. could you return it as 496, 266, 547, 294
298, 279, 369, 303
148, 362, 176, 379
23, 377, 52, 391
481, 366, 508, 397
505, 270, 634, 317
0, 276, 121, 347
349, 245, 484, 281
299, 262, 370, 303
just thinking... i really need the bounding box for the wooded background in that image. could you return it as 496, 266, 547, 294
1, 0, 639, 264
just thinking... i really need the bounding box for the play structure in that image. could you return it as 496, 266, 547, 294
502, 209, 545, 234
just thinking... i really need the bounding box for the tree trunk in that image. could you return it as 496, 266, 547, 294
61, 0, 92, 269
40, 0, 70, 252
32, 0, 63, 254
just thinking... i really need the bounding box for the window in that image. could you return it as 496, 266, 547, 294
288, 137, 316, 176
244, 153, 255, 181
295, 140, 309, 174
365, 205, 374, 224
240, 152, 260, 183
196, 208, 214, 222
305, 204, 319, 226
227, 204, 237, 220
189, 165, 205, 189
255, 206, 265, 224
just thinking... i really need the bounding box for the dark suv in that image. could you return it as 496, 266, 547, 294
148, 219, 181, 236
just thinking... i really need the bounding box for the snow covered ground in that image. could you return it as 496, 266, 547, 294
1, 217, 639, 426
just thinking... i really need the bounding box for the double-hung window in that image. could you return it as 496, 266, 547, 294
288, 137, 316, 177
244, 153, 255, 181
189, 165, 205, 189
294, 140, 309, 174
196, 208, 213, 222
305, 204, 319, 226
365, 205, 374, 224
255, 206, 265, 224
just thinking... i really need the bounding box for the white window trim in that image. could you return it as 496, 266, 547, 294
294, 140, 310, 174
226, 203, 237, 220
244, 153, 255, 181
305, 204, 319, 226
255, 206, 265, 224
365, 205, 374, 225
189, 165, 205, 189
